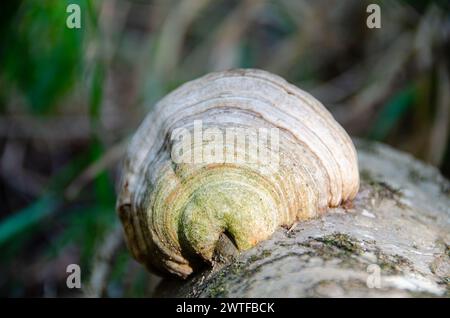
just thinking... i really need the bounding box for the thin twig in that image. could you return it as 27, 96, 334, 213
65, 140, 127, 200
85, 225, 124, 298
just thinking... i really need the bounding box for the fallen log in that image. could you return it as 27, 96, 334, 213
156, 140, 450, 297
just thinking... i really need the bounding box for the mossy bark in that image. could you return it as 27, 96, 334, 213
156, 141, 450, 297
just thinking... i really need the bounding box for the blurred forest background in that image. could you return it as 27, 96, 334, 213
0, 0, 449, 297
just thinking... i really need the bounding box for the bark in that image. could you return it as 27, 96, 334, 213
156, 140, 450, 297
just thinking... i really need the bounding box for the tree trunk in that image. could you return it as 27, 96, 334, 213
156, 140, 450, 297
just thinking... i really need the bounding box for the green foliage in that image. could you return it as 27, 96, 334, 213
0, 152, 92, 250
89, 63, 105, 121
48, 204, 116, 270
0, 195, 58, 246
369, 85, 417, 140
90, 140, 116, 207
1, 0, 86, 113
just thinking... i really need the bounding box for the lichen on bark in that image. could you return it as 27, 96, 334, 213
156, 141, 450, 297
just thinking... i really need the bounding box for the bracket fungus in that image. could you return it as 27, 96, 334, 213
117, 69, 360, 278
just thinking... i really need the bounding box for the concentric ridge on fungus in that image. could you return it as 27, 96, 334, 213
117, 69, 360, 278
